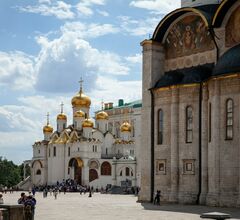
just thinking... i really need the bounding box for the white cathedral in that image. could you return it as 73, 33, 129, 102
30, 82, 141, 189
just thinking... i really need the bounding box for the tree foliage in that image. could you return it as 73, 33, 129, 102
0, 157, 22, 187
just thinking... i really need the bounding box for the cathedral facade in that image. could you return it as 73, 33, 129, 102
139, 0, 240, 207
31, 84, 141, 189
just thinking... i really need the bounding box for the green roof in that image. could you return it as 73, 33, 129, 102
112, 99, 142, 109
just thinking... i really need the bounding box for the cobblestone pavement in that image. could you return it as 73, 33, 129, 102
2, 192, 240, 220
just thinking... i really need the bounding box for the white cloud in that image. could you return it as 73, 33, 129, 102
89, 76, 142, 112
0, 51, 35, 90
125, 53, 142, 64
76, 0, 106, 16
34, 23, 128, 93
118, 16, 160, 37
130, 0, 180, 14
18, 1, 75, 20
96, 9, 109, 17
60, 22, 119, 38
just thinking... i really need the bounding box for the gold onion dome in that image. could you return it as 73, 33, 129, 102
82, 118, 94, 128
43, 124, 53, 133
120, 121, 131, 132
96, 111, 108, 120
74, 110, 85, 118
71, 89, 91, 108
57, 113, 67, 120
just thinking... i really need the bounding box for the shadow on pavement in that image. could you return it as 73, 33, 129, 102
141, 203, 240, 219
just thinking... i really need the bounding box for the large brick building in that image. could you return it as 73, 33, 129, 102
139, 0, 240, 207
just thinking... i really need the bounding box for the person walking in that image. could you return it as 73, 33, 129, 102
53, 189, 58, 200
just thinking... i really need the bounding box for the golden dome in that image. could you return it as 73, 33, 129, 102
57, 113, 67, 120
96, 111, 108, 120
71, 89, 91, 108
74, 110, 85, 118
120, 121, 131, 132
43, 124, 53, 133
82, 118, 94, 128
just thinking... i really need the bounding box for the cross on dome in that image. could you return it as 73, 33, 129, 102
78, 77, 84, 92
60, 102, 64, 113
46, 112, 50, 125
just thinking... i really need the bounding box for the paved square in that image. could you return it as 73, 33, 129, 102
2, 192, 240, 220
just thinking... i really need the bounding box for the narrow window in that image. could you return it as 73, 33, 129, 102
68, 147, 70, 156
158, 109, 163, 144
208, 103, 211, 142
186, 106, 193, 143
95, 145, 97, 152
53, 146, 56, 157
106, 148, 108, 155
132, 120, 135, 137
126, 167, 130, 176
93, 145, 94, 152
226, 99, 233, 140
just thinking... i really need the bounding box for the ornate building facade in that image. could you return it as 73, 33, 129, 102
139, 0, 240, 207
31, 83, 142, 189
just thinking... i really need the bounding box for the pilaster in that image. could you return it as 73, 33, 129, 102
138, 39, 165, 202
200, 84, 209, 204
169, 88, 179, 202
206, 80, 220, 206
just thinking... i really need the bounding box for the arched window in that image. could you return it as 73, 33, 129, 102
120, 171, 122, 176
158, 109, 163, 144
186, 106, 193, 143
36, 169, 41, 175
226, 99, 233, 140
126, 167, 130, 176
101, 162, 111, 176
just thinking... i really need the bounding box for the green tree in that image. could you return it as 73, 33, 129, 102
0, 157, 22, 187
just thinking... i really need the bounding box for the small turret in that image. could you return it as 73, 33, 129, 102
82, 118, 94, 138
120, 121, 132, 141
57, 102, 67, 132
43, 112, 53, 141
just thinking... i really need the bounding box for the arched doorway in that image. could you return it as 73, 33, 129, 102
89, 169, 98, 182
68, 158, 83, 185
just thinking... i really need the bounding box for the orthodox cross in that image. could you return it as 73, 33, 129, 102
46, 112, 50, 125
79, 77, 84, 92
60, 102, 64, 113
101, 99, 104, 110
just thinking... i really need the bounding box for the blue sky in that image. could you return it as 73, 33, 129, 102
0, 0, 181, 164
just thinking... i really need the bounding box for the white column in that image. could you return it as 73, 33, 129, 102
169, 88, 179, 202
138, 40, 165, 202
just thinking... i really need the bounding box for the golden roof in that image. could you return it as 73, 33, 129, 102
74, 110, 85, 118
71, 89, 91, 108
43, 124, 53, 133
96, 111, 108, 120
82, 118, 94, 128
120, 121, 131, 132
57, 113, 67, 120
